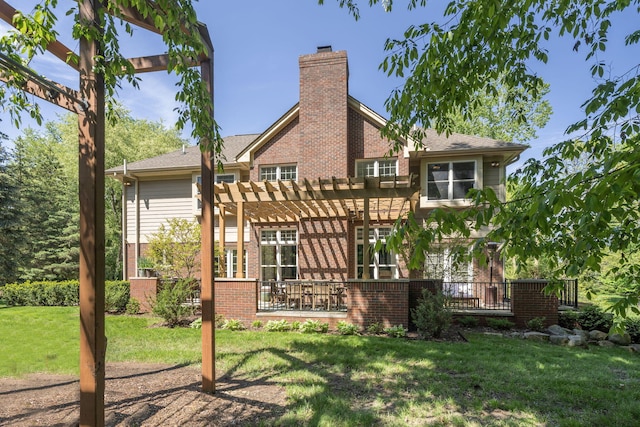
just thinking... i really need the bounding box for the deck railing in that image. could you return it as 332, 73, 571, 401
441, 281, 511, 310
257, 280, 348, 312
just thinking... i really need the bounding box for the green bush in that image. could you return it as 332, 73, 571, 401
105, 281, 130, 313
526, 317, 546, 332
264, 319, 292, 332
190, 317, 202, 329
578, 304, 613, 332
411, 289, 452, 338
624, 317, 640, 344
336, 321, 359, 335
299, 319, 328, 334
151, 279, 196, 327
125, 298, 140, 315
457, 316, 479, 328
487, 318, 515, 331
251, 320, 263, 329
222, 319, 246, 331
366, 322, 385, 334
291, 321, 301, 331
215, 314, 226, 329
558, 310, 580, 329
384, 325, 407, 338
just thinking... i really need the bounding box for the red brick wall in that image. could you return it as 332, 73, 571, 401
125, 243, 150, 279
299, 50, 349, 178
214, 279, 258, 324
298, 218, 349, 280
129, 277, 158, 313
251, 118, 300, 180
348, 280, 409, 329
511, 279, 558, 327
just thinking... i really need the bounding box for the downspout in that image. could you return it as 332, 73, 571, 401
121, 160, 127, 280
134, 173, 140, 277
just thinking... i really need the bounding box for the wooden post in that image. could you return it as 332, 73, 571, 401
200, 55, 215, 393
78, 1, 106, 425
236, 200, 245, 278
362, 197, 370, 279
219, 205, 226, 276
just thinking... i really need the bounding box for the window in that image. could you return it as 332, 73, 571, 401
427, 161, 476, 200
215, 174, 235, 184
356, 227, 397, 279
260, 229, 297, 280
424, 246, 473, 296
356, 159, 397, 178
216, 248, 247, 278
193, 173, 237, 214
259, 165, 297, 181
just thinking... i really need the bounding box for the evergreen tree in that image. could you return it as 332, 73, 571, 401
0, 137, 23, 284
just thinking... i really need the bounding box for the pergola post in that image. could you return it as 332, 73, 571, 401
362, 197, 370, 279
78, 0, 106, 425
219, 205, 226, 275
236, 200, 245, 278
200, 55, 215, 393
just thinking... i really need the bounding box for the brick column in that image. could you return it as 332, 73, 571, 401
511, 279, 558, 327
129, 277, 158, 313
347, 280, 409, 329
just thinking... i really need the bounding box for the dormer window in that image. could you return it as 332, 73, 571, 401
260, 165, 297, 181
356, 159, 397, 177
427, 161, 476, 200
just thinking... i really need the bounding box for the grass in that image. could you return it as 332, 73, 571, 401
2, 306, 640, 426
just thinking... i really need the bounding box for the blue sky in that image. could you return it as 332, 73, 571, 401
1, 1, 637, 172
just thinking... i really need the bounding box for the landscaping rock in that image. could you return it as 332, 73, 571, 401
524, 332, 550, 342
547, 325, 570, 336
549, 335, 569, 346
608, 333, 631, 346
588, 330, 608, 341
628, 344, 640, 353
572, 329, 589, 340
598, 340, 615, 347
567, 335, 587, 347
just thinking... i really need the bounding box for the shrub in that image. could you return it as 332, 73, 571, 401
624, 317, 640, 344
291, 321, 301, 331
299, 319, 328, 334
384, 325, 407, 338
125, 298, 140, 315
411, 289, 452, 338
526, 317, 546, 332
558, 310, 580, 329
105, 281, 130, 313
222, 319, 245, 331
151, 279, 196, 327
215, 314, 226, 329
264, 319, 291, 332
487, 318, 515, 331
457, 316, 479, 328
336, 321, 359, 335
366, 322, 385, 335
251, 320, 263, 329
577, 305, 613, 332
190, 317, 202, 329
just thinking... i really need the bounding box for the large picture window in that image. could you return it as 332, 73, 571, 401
426, 161, 476, 200
356, 227, 397, 279
261, 229, 297, 281
356, 159, 397, 178
259, 165, 297, 181
424, 246, 474, 296
215, 248, 247, 278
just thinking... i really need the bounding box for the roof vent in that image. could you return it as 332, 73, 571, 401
317, 45, 332, 53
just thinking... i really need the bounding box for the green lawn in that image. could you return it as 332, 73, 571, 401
2, 306, 640, 426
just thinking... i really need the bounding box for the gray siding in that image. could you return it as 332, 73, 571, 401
483, 162, 504, 201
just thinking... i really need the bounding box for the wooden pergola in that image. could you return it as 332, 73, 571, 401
210, 175, 420, 280
0, 2, 216, 426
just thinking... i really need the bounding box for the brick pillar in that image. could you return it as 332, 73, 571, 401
347, 280, 409, 329
511, 279, 558, 327
129, 277, 158, 313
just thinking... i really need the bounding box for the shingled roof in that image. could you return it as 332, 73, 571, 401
106, 134, 259, 174
416, 128, 528, 153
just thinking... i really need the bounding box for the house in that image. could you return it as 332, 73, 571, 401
108, 47, 533, 325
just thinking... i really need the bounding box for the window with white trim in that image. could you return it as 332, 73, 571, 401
424, 246, 474, 296
426, 161, 476, 200
193, 173, 237, 214
356, 227, 397, 279
260, 229, 297, 280
215, 248, 247, 278
356, 159, 397, 177
259, 165, 297, 181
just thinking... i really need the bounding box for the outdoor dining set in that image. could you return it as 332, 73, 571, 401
267, 281, 348, 311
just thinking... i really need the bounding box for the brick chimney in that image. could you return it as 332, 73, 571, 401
298, 46, 349, 177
